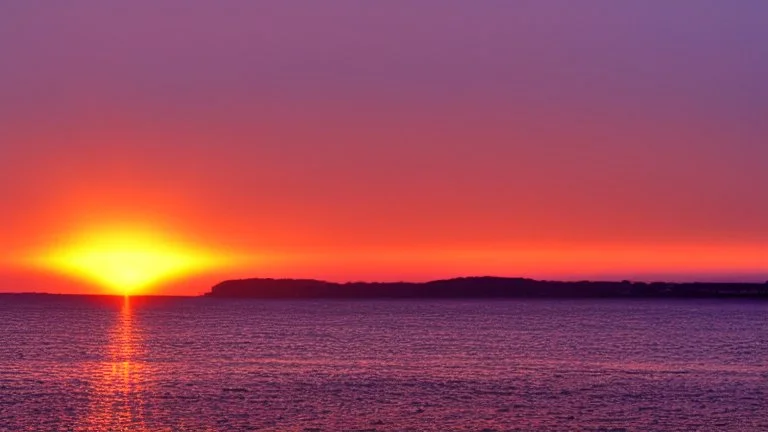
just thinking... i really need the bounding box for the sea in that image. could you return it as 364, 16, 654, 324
1, 295, 766, 431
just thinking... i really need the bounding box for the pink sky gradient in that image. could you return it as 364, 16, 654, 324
1, 1, 766, 293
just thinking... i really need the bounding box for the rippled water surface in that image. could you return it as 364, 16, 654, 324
1, 296, 767, 431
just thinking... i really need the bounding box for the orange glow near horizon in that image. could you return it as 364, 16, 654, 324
5, 228, 767, 295
4, 219, 767, 295
24, 225, 238, 295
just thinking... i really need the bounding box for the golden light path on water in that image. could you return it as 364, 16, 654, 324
78, 297, 149, 431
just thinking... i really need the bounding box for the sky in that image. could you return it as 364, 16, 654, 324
1, 1, 767, 294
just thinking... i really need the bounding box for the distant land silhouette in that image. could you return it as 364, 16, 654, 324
207, 277, 768, 299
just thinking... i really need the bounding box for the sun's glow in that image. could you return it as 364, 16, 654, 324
29, 226, 230, 295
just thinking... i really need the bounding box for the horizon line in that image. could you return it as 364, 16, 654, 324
3, 275, 766, 297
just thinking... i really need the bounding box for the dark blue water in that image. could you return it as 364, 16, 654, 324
1, 295, 767, 431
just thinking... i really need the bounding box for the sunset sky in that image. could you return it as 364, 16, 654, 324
1, 1, 766, 294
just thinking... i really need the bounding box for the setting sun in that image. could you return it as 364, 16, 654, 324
28, 226, 231, 295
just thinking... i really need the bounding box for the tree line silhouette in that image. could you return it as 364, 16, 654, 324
207, 277, 768, 299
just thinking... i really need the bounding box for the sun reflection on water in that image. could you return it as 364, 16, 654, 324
78, 297, 149, 431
